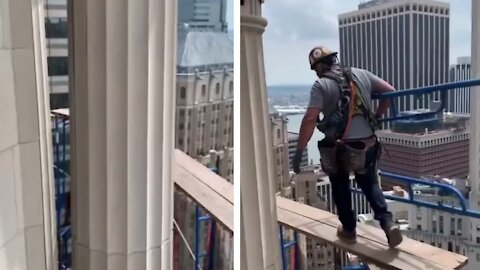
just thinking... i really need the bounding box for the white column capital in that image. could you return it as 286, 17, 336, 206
241, 15, 268, 34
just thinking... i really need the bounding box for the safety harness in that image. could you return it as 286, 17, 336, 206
317, 67, 378, 143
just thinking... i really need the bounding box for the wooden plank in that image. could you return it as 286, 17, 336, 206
278, 208, 443, 270
174, 149, 233, 203
278, 196, 468, 269
173, 163, 233, 231
277, 196, 468, 270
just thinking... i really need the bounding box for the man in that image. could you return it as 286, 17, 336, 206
292, 46, 403, 248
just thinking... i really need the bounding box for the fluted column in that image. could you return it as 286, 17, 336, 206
127, 0, 148, 268
70, 0, 177, 269
241, 1, 282, 269
106, 0, 128, 268
0, 0, 56, 269
146, 0, 177, 269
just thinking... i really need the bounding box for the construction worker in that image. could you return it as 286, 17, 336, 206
292, 46, 403, 248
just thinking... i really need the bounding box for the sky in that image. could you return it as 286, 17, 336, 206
263, 0, 472, 86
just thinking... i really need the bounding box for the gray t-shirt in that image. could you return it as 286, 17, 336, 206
308, 66, 382, 140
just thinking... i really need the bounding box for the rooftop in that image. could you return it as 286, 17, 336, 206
177, 30, 233, 72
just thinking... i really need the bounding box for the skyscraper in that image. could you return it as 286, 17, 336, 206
45, 0, 69, 109
448, 57, 471, 114
287, 132, 309, 170
178, 0, 228, 32
339, 0, 450, 112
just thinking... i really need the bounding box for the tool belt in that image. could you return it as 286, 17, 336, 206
318, 136, 378, 175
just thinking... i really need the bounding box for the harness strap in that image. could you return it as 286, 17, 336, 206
340, 80, 356, 142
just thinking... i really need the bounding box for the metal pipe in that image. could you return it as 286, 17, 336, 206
195, 206, 201, 270
208, 221, 216, 270
293, 232, 298, 270
279, 225, 287, 270
372, 79, 480, 99
350, 171, 480, 219
379, 172, 468, 210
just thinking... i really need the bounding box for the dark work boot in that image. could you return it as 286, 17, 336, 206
382, 221, 403, 248
337, 225, 357, 244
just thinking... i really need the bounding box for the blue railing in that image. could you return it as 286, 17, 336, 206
351, 172, 480, 219
372, 79, 480, 122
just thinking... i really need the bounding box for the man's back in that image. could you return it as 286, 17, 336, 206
308, 66, 381, 140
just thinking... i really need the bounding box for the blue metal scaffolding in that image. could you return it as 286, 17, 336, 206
194, 206, 217, 270
192, 166, 220, 270
52, 112, 71, 270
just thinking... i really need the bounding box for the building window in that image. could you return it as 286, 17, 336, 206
417, 225, 422, 230
477, 253, 480, 262
179, 123, 184, 130
45, 17, 68, 38
202, 85, 206, 96
229, 81, 233, 93
179, 109, 185, 117
216, 83, 220, 95
180, 87, 186, 99
477, 237, 480, 244
277, 129, 281, 139
439, 216, 444, 233
47, 56, 68, 76
451, 218, 455, 236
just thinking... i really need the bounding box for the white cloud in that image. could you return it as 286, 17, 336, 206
263, 0, 339, 42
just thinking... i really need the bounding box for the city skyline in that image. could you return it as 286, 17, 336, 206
263, 0, 471, 86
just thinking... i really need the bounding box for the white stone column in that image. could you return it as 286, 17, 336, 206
70, 0, 177, 269
127, 0, 148, 269
0, 0, 56, 269
146, 0, 177, 268
106, 0, 128, 268
241, 1, 282, 269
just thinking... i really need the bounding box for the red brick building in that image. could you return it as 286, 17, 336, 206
377, 118, 469, 188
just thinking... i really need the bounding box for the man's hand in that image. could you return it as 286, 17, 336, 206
292, 149, 303, 174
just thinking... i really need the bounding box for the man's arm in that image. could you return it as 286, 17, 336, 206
296, 107, 321, 152
292, 81, 323, 173
372, 79, 395, 119
292, 107, 320, 173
